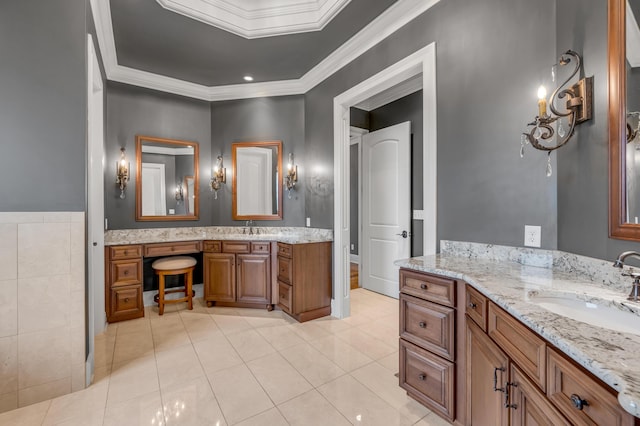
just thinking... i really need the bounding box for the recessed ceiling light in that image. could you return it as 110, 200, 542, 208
243, 75, 254, 82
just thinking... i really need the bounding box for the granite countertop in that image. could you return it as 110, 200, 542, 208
104, 226, 333, 246
395, 253, 640, 418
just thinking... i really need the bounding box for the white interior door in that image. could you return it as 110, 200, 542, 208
142, 163, 167, 215
87, 34, 104, 386
361, 121, 411, 299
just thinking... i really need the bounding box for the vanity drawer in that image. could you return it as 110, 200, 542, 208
400, 269, 456, 307
203, 241, 221, 253
277, 255, 293, 284
109, 285, 143, 321
277, 243, 293, 258
488, 302, 546, 391
400, 339, 455, 422
109, 245, 143, 260
400, 293, 455, 361
110, 259, 142, 287
251, 242, 270, 254
221, 241, 251, 254
466, 285, 488, 331
277, 281, 292, 313
547, 348, 634, 426
144, 240, 201, 257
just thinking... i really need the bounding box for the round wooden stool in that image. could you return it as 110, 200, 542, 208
152, 256, 197, 315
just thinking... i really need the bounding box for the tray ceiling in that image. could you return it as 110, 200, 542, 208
155, 0, 353, 39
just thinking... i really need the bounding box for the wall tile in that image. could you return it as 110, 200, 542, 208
0, 224, 17, 280
0, 336, 18, 395
0, 213, 43, 224
0, 391, 17, 414
70, 363, 85, 393
0, 280, 17, 338
18, 275, 70, 334
18, 327, 71, 388
42, 213, 71, 223
70, 324, 85, 366
70, 222, 84, 293
18, 378, 71, 408
18, 222, 70, 279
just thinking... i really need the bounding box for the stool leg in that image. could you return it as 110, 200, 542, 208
187, 269, 193, 310
158, 273, 165, 316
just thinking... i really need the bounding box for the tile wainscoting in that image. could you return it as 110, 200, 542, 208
0, 212, 86, 413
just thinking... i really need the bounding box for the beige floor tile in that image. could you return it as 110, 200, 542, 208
107, 355, 159, 406
311, 317, 354, 334
309, 335, 374, 372
226, 329, 276, 362
335, 327, 397, 360
47, 411, 104, 426
377, 351, 400, 373
160, 377, 227, 426
255, 325, 305, 351
247, 352, 312, 405
0, 400, 50, 426
211, 314, 253, 335
181, 314, 222, 342
156, 344, 205, 390
115, 317, 151, 335
318, 375, 413, 426
351, 362, 431, 423
279, 343, 346, 387
93, 366, 111, 385
193, 334, 243, 375
413, 412, 453, 425
234, 407, 288, 426
112, 330, 154, 364
42, 381, 108, 426
94, 333, 116, 370
289, 321, 332, 342
151, 315, 191, 352
277, 389, 350, 426
207, 364, 273, 425
103, 390, 164, 426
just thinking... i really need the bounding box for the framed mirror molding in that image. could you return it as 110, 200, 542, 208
135, 135, 199, 221
232, 140, 283, 221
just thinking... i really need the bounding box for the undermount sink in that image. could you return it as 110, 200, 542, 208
528, 292, 640, 336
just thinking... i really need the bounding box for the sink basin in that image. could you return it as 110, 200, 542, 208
528, 292, 640, 336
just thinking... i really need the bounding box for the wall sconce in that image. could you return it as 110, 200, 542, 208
115, 147, 130, 199
285, 152, 298, 199
175, 183, 184, 204
521, 50, 593, 177
210, 155, 226, 199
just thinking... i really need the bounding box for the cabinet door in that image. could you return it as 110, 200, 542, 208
510, 364, 570, 426
237, 254, 270, 304
204, 253, 236, 302
466, 319, 509, 426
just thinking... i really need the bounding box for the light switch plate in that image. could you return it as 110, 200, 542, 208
306, 217, 311, 227
413, 210, 425, 220
524, 225, 541, 248
169, 209, 175, 215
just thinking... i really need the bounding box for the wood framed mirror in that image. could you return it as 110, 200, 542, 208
135, 135, 199, 221
232, 141, 283, 221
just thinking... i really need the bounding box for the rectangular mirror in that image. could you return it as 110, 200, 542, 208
136, 135, 199, 221
232, 141, 283, 221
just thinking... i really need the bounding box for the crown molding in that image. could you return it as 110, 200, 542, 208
155, 0, 352, 39
90, 0, 440, 101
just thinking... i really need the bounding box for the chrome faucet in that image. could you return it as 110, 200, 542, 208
613, 251, 640, 301
245, 220, 254, 235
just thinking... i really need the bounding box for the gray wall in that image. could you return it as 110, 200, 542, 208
0, 0, 88, 211
370, 91, 424, 256
210, 96, 306, 226
304, 0, 558, 250
105, 82, 213, 229
556, 0, 640, 260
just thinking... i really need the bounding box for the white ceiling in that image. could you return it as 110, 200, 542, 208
155, 0, 353, 39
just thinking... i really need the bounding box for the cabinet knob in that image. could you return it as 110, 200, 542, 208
124, 298, 129, 303
123, 270, 129, 276
420, 283, 428, 290
418, 373, 427, 381
570, 394, 589, 411
468, 302, 477, 309
418, 321, 427, 328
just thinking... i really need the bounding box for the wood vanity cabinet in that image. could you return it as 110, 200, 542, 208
399, 269, 457, 421
464, 285, 635, 426
105, 244, 144, 323
203, 241, 272, 309
276, 242, 332, 322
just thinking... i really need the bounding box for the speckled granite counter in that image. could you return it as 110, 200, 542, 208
396, 241, 640, 418
104, 226, 333, 245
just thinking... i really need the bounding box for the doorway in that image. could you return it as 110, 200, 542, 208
332, 43, 437, 319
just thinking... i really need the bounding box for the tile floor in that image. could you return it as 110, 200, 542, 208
0, 289, 451, 426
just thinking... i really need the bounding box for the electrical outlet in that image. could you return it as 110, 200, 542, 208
524, 225, 541, 248
413, 210, 425, 220
169, 209, 175, 215
350, 244, 355, 250
306, 217, 311, 227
